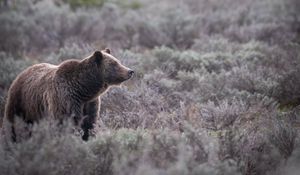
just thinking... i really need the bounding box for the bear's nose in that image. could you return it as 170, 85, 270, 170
128, 70, 134, 77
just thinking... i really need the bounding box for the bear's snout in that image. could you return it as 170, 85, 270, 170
128, 70, 134, 78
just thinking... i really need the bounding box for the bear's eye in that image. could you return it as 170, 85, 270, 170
112, 61, 118, 66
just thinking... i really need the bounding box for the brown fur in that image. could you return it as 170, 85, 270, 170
4, 49, 133, 141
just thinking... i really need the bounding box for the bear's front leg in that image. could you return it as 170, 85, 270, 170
68, 103, 84, 126
82, 98, 100, 141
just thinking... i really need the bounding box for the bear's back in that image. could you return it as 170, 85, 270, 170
20, 63, 57, 84
7, 63, 58, 121
15, 63, 57, 93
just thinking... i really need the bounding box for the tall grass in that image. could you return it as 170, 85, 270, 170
0, 0, 299, 174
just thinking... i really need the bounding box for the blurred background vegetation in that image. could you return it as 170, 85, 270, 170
0, 0, 300, 174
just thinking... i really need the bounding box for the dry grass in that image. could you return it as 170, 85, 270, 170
0, 0, 299, 174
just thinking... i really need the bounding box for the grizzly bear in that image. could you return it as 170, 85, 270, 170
4, 48, 134, 141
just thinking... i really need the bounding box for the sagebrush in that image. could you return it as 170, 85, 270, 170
0, 0, 299, 174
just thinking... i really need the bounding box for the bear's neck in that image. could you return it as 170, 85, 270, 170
56, 60, 107, 102
75, 71, 106, 102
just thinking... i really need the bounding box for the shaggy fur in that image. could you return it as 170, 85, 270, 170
4, 49, 133, 141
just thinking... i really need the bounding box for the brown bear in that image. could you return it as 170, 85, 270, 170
4, 48, 134, 141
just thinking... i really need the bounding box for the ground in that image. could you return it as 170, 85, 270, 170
0, 0, 299, 175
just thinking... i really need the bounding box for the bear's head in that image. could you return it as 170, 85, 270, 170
84, 49, 134, 86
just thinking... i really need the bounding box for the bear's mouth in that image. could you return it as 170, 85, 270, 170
108, 76, 131, 85
105, 69, 134, 85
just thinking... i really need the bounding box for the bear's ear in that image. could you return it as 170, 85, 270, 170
103, 48, 111, 54
93, 51, 103, 64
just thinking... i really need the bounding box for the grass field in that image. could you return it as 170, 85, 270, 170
0, 0, 300, 174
